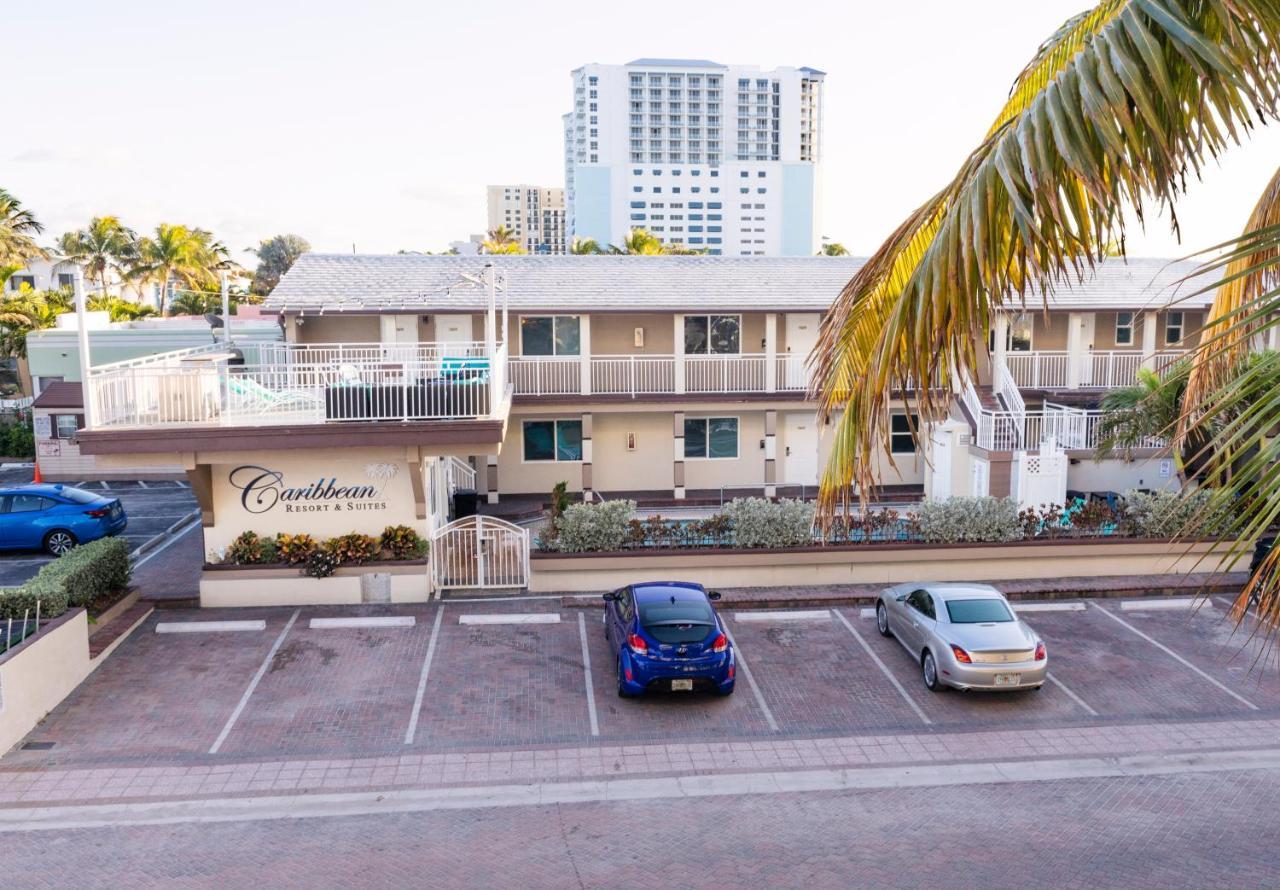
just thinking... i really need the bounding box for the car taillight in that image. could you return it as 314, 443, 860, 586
711, 633, 728, 653
627, 633, 647, 655
1034, 641, 1047, 661
951, 645, 972, 664
84, 507, 111, 518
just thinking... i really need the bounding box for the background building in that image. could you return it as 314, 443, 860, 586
564, 59, 825, 255
487, 185, 567, 254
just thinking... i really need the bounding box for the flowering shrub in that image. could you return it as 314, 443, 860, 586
551, 500, 637, 552
722, 497, 816, 548
914, 497, 1023, 544
303, 549, 340, 578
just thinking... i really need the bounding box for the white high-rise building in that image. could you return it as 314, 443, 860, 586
564, 58, 824, 256
486, 185, 567, 254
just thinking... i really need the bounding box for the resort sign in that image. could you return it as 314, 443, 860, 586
228, 462, 399, 515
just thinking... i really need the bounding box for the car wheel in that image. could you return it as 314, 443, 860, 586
44, 530, 77, 556
922, 651, 942, 692
876, 602, 892, 637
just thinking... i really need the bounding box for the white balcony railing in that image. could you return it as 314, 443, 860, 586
1005, 350, 1186, 390
974, 406, 1166, 452
87, 340, 511, 430
509, 353, 817, 397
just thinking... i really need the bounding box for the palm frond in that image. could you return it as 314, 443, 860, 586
813, 0, 1280, 518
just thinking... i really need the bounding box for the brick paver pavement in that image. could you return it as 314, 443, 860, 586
6, 766, 1280, 888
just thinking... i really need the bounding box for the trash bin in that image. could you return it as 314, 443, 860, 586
454, 489, 479, 519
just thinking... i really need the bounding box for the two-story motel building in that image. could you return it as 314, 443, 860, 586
73, 254, 1212, 604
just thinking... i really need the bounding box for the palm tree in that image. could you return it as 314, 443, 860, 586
569, 237, 604, 255
87, 294, 157, 322
1093, 365, 1189, 462
481, 225, 525, 255
610, 228, 668, 255
0, 289, 72, 360
131, 224, 238, 315
806, 2, 1280, 626
56, 216, 138, 295
0, 188, 47, 267
817, 242, 850, 256
168, 290, 221, 316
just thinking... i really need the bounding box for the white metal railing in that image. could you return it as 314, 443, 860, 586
509, 353, 815, 397
88, 340, 509, 429
1005, 349, 1186, 390
509, 356, 583, 395
445, 456, 476, 495
87, 341, 230, 374
431, 515, 530, 590
1005, 351, 1070, 389
591, 355, 676, 395
994, 362, 1026, 418
975, 407, 1166, 452
1085, 351, 1144, 388
259, 341, 489, 366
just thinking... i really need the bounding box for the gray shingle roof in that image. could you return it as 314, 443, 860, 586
264, 254, 1217, 315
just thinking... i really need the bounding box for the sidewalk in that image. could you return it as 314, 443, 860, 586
1, 715, 1273, 808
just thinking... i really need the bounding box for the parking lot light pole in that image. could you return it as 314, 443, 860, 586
74, 271, 93, 429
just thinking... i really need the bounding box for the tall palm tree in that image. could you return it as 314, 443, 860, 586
131, 224, 238, 315
812, 1, 1280, 519
481, 225, 525, 255
610, 228, 668, 255
56, 216, 138, 295
569, 237, 604, 255
0, 289, 72, 359
0, 188, 47, 267
817, 242, 850, 256
87, 294, 157, 322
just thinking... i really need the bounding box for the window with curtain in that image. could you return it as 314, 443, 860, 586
1165, 311, 1184, 345
1115, 312, 1134, 346
683, 315, 741, 354
522, 420, 583, 462
520, 316, 581, 356
684, 417, 738, 459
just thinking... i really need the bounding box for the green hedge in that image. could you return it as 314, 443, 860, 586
0, 536, 131, 620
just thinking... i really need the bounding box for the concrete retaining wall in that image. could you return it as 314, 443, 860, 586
529, 539, 1222, 593
0, 610, 92, 755
200, 563, 432, 608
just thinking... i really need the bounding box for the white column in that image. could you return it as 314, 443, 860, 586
764, 313, 778, 393
993, 313, 1009, 372
74, 272, 93, 429
578, 314, 592, 395
1065, 312, 1083, 389
673, 314, 685, 394
485, 263, 498, 413
220, 272, 231, 344
1140, 310, 1158, 370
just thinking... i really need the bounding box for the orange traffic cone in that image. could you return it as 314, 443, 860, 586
32, 462, 42, 484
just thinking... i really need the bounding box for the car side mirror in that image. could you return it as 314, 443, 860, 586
602, 592, 617, 602
896, 595, 907, 603
707, 590, 722, 601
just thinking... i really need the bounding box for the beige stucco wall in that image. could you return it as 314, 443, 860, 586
200, 565, 430, 608
587, 314, 676, 356
683, 411, 767, 491
204, 452, 425, 554
1093, 312, 1140, 351
497, 411, 587, 495
815, 409, 926, 486
1066, 455, 1180, 493
296, 315, 380, 344
592, 412, 675, 492
529, 539, 1223, 592
1030, 312, 1069, 350
0, 610, 92, 756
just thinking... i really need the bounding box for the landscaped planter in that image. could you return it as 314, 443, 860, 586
0, 609, 93, 754
200, 560, 432, 608
528, 538, 1224, 592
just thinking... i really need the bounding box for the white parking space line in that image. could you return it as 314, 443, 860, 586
1014, 602, 1087, 613
1092, 604, 1260, 711
733, 609, 831, 622
721, 623, 779, 732
404, 605, 445, 745
156, 620, 265, 634
131, 517, 201, 570
210, 610, 300, 754
577, 613, 600, 737
1046, 672, 1099, 716
174, 480, 189, 488
832, 609, 932, 726
1120, 597, 1211, 611
309, 616, 415, 629
458, 613, 560, 625
136, 480, 148, 488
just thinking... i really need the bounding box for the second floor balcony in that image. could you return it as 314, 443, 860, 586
85, 340, 512, 431
508, 353, 813, 398
1004, 349, 1185, 390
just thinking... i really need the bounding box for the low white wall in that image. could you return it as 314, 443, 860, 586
201, 564, 432, 608
529, 539, 1222, 592
0, 610, 92, 755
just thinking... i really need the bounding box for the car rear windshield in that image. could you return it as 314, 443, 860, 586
946, 599, 1015, 624
639, 598, 715, 643
55, 487, 101, 505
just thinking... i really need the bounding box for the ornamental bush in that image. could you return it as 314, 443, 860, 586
29, 536, 131, 608
226, 531, 276, 565
553, 500, 637, 552
1119, 489, 1232, 539
274, 533, 318, 565
324, 533, 379, 566
379, 525, 427, 560
722, 497, 816, 548
0, 584, 69, 621
913, 497, 1023, 544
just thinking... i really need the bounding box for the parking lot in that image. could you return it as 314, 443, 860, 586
0, 477, 198, 586
6, 592, 1278, 770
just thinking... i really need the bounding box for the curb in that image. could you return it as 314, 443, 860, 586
131, 510, 200, 559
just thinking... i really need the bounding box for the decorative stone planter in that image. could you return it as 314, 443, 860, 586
199, 560, 432, 608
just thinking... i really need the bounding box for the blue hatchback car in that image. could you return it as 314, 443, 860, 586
603, 581, 735, 697
0, 484, 127, 555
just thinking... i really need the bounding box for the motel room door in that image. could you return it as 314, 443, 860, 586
435, 315, 475, 357
784, 313, 820, 389
782, 412, 819, 486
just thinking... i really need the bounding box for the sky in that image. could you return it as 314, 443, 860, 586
5, 0, 1280, 264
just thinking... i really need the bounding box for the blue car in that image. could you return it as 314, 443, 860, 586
0, 484, 127, 555
603, 581, 735, 697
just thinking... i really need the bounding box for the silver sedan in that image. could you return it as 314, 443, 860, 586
875, 583, 1047, 692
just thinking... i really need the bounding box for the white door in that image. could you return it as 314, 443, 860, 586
1078, 314, 1097, 385
784, 313, 820, 389
782, 412, 819, 485
929, 427, 952, 500
379, 314, 420, 365
435, 314, 475, 357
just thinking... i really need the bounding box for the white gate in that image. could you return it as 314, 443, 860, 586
431, 515, 530, 590
1011, 439, 1068, 509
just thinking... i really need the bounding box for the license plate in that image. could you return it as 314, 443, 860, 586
993, 673, 1021, 687
671, 679, 694, 692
